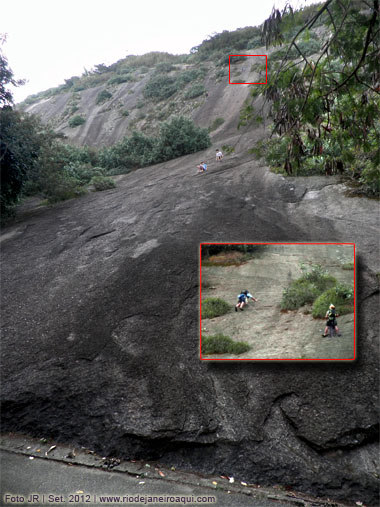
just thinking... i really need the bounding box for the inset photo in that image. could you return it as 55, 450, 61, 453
200, 243, 355, 361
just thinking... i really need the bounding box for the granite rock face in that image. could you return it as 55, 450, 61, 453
1, 132, 379, 504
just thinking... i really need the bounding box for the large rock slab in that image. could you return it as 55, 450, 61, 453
1, 137, 379, 504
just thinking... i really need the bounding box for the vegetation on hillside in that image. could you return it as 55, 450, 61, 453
281, 264, 354, 318
0, 39, 210, 217
241, 0, 380, 196
281, 264, 336, 310
312, 283, 354, 317
98, 116, 210, 172
20, 53, 187, 106
2, 1, 378, 216
201, 298, 231, 319
202, 333, 251, 355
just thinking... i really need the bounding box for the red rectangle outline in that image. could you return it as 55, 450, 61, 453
199, 242, 356, 362
229, 55, 267, 84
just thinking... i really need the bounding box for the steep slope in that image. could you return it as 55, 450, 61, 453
22, 57, 264, 147
1, 122, 379, 504
202, 245, 355, 360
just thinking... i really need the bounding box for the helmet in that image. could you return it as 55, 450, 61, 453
329, 304, 335, 309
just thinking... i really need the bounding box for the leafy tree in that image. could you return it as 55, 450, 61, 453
0, 35, 25, 106
0, 109, 43, 214
97, 117, 210, 171
243, 1, 380, 194
154, 116, 211, 161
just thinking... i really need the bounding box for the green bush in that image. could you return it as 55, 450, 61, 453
281, 279, 320, 310
359, 160, 380, 197
281, 264, 336, 310
91, 175, 116, 191
155, 62, 175, 73
68, 115, 86, 127
176, 69, 205, 86
202, 334, 250, 355
215, 69, 226, 79
143, 74, 178, 101
312, 283, 354, 318
201, 298, 230, 319
96, 90, 112, 104
43, 172, 88, 203
64, 163, 105, 185
97, 116, 210, 172
107, 75, 132, 85
184, 84, 206, 99
209, 117, 225, 132
154, 116, 211, 161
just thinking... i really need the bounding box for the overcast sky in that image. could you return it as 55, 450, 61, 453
2, 0, 321, 103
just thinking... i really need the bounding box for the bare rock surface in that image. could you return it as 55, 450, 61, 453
1, 127, 379, 504
202, 245, 355, 360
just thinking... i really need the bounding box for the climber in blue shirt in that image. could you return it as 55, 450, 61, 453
235, 290, 258, 312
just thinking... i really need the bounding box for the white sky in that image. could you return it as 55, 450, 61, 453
2, 0, 321, 103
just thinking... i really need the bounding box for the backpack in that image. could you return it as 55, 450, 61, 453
328, 309, 336, 321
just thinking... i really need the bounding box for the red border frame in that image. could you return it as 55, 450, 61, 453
229, 55, 267, 84
200, 242, 356, 362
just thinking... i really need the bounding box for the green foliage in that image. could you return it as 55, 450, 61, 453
0, 108, 43, 215
107, 75, 132, 85
281, 264, 336, 310
192, 27, 261, 59
202, 334, 250, 355
221, 144, 235, 155
68, 115, 86, 127
98, 130, 157, 170
155, 62, 175, 73
176, 69, 205, 86
91, 175, 116, 191
42, 174, 88, 203
154, 116, 210, 161
312, 283, 355, 318
208, 117, 225, 132
202, 244, 260, 258
0, 35, 25, 106
342, 262, 354, 270
254, 0, 380, 195
281, 279, 320, 309
201, 298, 231, 319
215, 69, 226, 80
143, 74, 178, 101
248, 140, 265, 159
22, 140, 101, 205
96, 89, 112, 105
184, 84, 205, 99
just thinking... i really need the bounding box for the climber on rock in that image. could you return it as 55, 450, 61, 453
235, 289, 258, 312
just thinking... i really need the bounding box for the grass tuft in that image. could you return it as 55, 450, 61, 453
202, 334, 250, 355
201, 298, 230, 319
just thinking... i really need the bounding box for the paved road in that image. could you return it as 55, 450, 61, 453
1, 450, 310, 507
